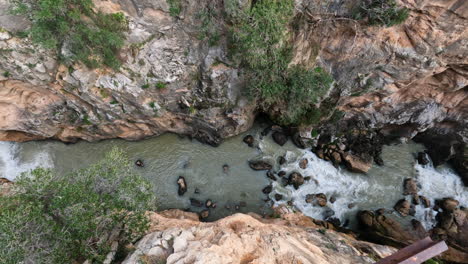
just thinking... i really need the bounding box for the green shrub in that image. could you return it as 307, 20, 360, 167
229, 0, 333, 125
141, 83, 150, 89
0, 148, 155, 263
155, 81, 166, 89
167, 0, 182, 17
3, 71, 10, 77
11, 0, 128, 69
353, 0, 409, 27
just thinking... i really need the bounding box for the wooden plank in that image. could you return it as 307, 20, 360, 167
375, 237, 448, 264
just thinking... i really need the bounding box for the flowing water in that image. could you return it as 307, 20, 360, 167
0, 123, 467, 227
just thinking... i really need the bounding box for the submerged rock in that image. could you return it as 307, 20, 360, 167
278, 156, 286, 165
438, 197, 459, 212
248, 160, 273, 171
287, 172, 304, 190
200, 209, 210, 219
277, 171, 286, 177
190, 198, 204, 207
266, 171, 277, 181
274, 194, 283, 201
205, 199, 213, 208
272, 131, 288, 146
243, 135, 254, 147
177, 176, 187, 196
222, 164, 229, 173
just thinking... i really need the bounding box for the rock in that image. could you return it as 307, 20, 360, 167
348, 203, 356, 209
205, 199, 213, 208
439, 198, 459, 212
200, 210, 210, 219
277, 171, 286, 177
303, 176, 311, 181
343, 153, 372, 173
177, 176, 187, 196
262, 185, 272, 194
190, 198, 203, 207
261, 126, 272, 136
272, 131, 288, 146
330, 196, 336, 204
194, 188, 200, 194
135, 159, 144, 167
274, 194, 283, 201
248, 160, 273, 171
239, 201, 247, 207
394, 199, 411, 216
287, 172, 304, 190
417, 152, 430, 165
403, 178, 418, 195
326, 217, 341, 227
453, 209, 466, 226
316, 149, 325, 159
299, 158, 308, 169
305, 193, 327, 207
331, 151, 342, 165
211, 203, 217, 208
278, 156, 286, 165
266, 171, 277, 181
419, 196, 431, 208
243, 135, 254, 147
411, 194, 420, 205
234, 205, 240, 210
222, 164, 229, 173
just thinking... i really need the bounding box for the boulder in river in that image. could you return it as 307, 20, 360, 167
305, 193, 327, 207
190, 198, 204, 207
272, 131, 288, 146
262, 185, 272, 194
177, 176, 187, 196
200, 209, 210, 219
243, 135, 254, 147
274, 194, 283, 201
419, 195, 431, 208
417, 152, 430, 165
222, 164, 229, 173
205, 199, 213, 208
403, 178, 418, 195
342, 152, 372, 173
438, 197, 459, 212
299, 158, 308, 169
394, 199, 412, 216
277, 171, 286, 177
248, 160, 273, 171
135, 159, 144, 167
278, 156, 286, 165
287, 172, 304, 190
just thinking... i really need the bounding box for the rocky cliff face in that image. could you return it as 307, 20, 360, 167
0, 0, 466, 146
122, 209, 396, 264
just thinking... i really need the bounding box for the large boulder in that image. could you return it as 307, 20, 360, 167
287, 172, 304, 190
305, 193, 327, 207
272, 131, 288, 146
403, 178, 418, 195
393, 199, 414, 217
343, 153, 372, 173
248, 160, 273, 171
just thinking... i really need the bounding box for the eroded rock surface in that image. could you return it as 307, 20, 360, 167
124, 210, 397, 264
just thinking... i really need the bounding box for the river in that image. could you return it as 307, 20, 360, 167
0, 123, 467, 227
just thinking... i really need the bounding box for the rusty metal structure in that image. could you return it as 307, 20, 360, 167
376, 237, 448, 264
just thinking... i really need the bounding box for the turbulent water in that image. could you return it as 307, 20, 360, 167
0, 124, 466, 227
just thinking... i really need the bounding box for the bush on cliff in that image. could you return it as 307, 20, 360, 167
11, 0, 128, 69
0, 148, 155, 263
353, 0, 409, 27
229, 0, 334, 125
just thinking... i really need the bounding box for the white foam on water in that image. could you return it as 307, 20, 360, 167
413, 162, 468, 229
0, 142, 53, 180
275, 150, 378, 221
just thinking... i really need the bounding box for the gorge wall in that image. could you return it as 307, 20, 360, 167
0, 0, 466, 145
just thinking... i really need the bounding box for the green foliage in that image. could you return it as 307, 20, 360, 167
11, 0, 128, 69
196, 7, 222, 46
229, 0, 333, 125
353, 0, 409, 27
0, 148, 155, 263
155, 81, 166, 89
141, 83, 150, 89
149, 101, 156, 108
3, 71, 10, 77
167, 0, 182, 17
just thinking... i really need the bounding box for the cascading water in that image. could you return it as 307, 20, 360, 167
0, 141, 53, 180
